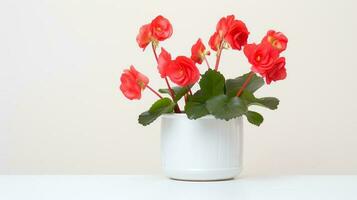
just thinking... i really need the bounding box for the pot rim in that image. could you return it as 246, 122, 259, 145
161, 113, 242, 120
161, 113, 214, 119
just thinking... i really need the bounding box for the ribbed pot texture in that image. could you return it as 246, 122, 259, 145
161, 114, 243, 181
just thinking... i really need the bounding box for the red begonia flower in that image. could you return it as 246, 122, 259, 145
216, 15, 235, 37
120, 65, 149, 100
191, 38, 210, 64
151, 15, 173, 41
262, 30, 288, 52
210, 15, 249, 51
167, 56, 200, 87
244, 42, 279, 75
265, 57, 287, 84
157, 47, 172, 78
136, 24, 153, 50
209, 32, 223, 51
225, 20, 249, 50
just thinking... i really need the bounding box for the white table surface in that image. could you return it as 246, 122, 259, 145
0, 175, 356, 200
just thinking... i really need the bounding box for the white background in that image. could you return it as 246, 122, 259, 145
0, 0, 356, 175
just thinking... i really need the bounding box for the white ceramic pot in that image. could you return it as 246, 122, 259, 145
161, 114, 243, 181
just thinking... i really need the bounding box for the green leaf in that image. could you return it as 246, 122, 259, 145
185, 91, 209, 119
185, 101, 209, 119
257, 97, 280, 110
159, 86, 190, 102
245, 111, 264, 126
240, 91, 280, 110
225, 72, 264, 97
138, 98, 175, 126
206, 94, 248, 121
199, 69, 225, 98
184, 69, 225, 119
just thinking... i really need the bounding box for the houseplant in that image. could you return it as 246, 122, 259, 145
119, 15, 288, 181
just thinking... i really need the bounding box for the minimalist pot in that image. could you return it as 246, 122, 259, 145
161, 114, 243, 181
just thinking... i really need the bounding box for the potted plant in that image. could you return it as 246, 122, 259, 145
119, 15, 288, 181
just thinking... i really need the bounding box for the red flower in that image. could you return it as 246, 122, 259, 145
151, 15, 173, 41
136, 24, 153, 50
157, 48, 172, 78
210, 15, 249, 51
265, 57, 287, 84
216, 15, 235, 37
209, 32, 223, 51
120, 66, 149, 100
136, 15, 173, 50
225, 20, 249, 50
167, 56, 200, 87
244, 42, 279, 75
262, 30, 288, 52
191, 39, 210, 64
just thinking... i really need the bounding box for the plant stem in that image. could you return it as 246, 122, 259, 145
214, 41, 224, 71
151, 43, 181, 113
151, 43, 159, 62
151, 43, 175, 98
237, 71, 255, 97
204, 56, 211, 70
164, 77, 175, 99
164, 77, 181, 112
146, 85, 163, 99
